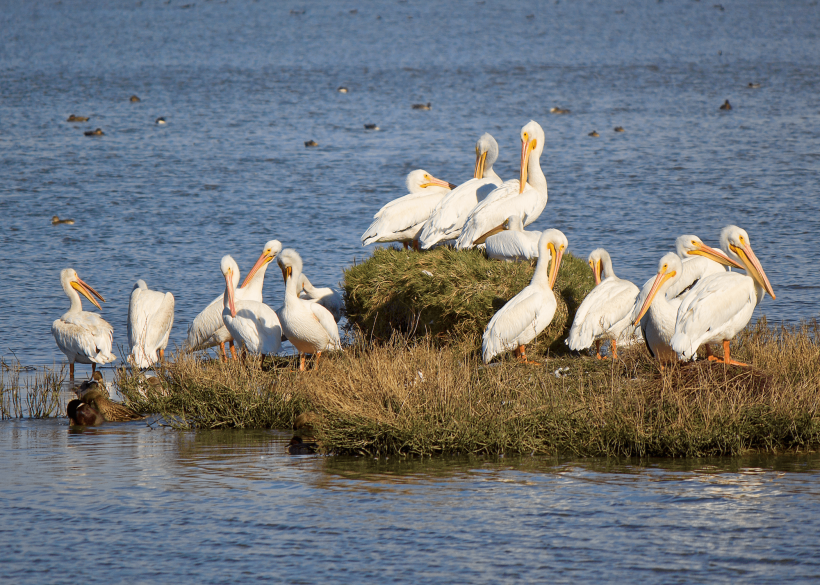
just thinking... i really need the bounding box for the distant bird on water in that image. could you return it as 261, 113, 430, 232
67, 115, 89, 122
52, 215, 75, 225
748, 82, 761, 89
338, 87, 348, 93
364, 124, 380, 131
130, 95, 141, 102
305, 140, 319, 147
614, 126, 625, 132
589, 130, 599, 137
412, 102, 432, 110
720, 99, 732, 110
550, 107, 570, 114
155, 117, 166, 125
84, 128, 104, 136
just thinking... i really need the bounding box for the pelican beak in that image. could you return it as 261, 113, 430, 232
730, 243, 776, 300
71, 277, 104, 310
473, 150, 488, 179
633, 268, 677, 326
280, 265, 292, 283
420, 175, 455, 190
548, 244, 564, 290
519, 136, 536, 194
224, 268, 237, 318
592, 260, 602, 286
689, 243, 744, 270
241, 252, 274, 288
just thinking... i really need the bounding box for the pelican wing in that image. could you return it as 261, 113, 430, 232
482, 288, 554, 362
186, 293, 228, 350
457, 181, 547, 249
666, 257, 728, 300
567, 278, 640, 350
362, 190, 449, 245
485, 231, 541, 262
129, 289, 175, 367
670, 272, 756, 357
418, 178, 497, 248
309, 302, 341, 350
225, 301, 282, 355
53, 314, 115, 365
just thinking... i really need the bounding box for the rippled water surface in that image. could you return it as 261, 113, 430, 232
2, 418, 820, 584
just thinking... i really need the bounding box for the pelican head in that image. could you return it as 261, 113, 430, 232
277, 248, 303, 284
220, 255, 240, 317
633, 253, 682, 326
536, 229, 567, 290
519, 120, 545, 194
405, 170, 456, 194
675, 234, 743, 269
241, 239, 283, 288
61, 268, 105, 310
473, 133, 499, 179
720, 225, 775, 299
587, 248, 612, 286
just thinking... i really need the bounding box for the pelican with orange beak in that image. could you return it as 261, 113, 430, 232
361, 169, 457, 250
418, 133, 503, 249
52, 268, 116, 381
670, 225, 775, 366
220, 256, 282, 358
631, 253, 685, 363
482, 229, 567, 364
456, 121, 548, 249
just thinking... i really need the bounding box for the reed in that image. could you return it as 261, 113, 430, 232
118, 319, 820, 458
1, 358, 66, 419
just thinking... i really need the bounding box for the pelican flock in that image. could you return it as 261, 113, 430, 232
52, 118, 776, 385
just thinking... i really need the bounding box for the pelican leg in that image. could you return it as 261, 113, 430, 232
92, 363, 97, 375
299, 353, 306, 372
722, 340, 749, 367
706, 344, 720, 362
69, 362, 74, 382
402, 242, 410, 250
595, 340, 603, 360
159, 349, 165, 363
220, 342, 228, 362
230, 341, 237, 361
314, 351, 322, 370
611, 339, 618, 360
515, 345, 541, 366
412, 240, 420, 252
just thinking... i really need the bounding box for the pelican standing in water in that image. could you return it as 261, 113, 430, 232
482, 229, 567, 364
457, 121, 548, 249
361, 170, 456, 250
298, 274, 344, 322
418, 133, 503, 249
127, 280, 175, 368
52, 268, 116, 380
567, 249, 640, 359
277, 249, 341, 371
670, 225, 775, 366
484, 215, 541, 262
220, 256, 282, 358
186, 240, 282, 360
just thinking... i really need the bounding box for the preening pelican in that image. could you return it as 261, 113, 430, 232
277, 249, 341, 371
186, 240, 282, 359
456, 121, 548, 249
52, 268, 116, 380
220, 256, 282, 357
127, 280, 175, 369
361, 170, 456, 249
484, 215, 541, 262
631, 253, 684, 363
670, 226, 775, 366
418, 133, 503, 249
298, 274, 344, 322
566, 249, 640, 359
482, 229, 567, 364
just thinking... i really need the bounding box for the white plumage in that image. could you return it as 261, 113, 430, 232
298, 273, 344, 322
220, 256, 282, 356
277, 249, 342, 371
51, 268, 116, 379
186, 240, 281, 358
361, 170, 455, 248
670, 226, 775, 365
127, 279, 175, 369
456, 121, 548, 250
418, 133, 503, 249
482, 229, 567, 364
566, 249, 640, 358
484, 215, 541, 262
632, 253, 685, 362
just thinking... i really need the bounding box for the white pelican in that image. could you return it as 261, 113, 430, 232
670, 226, 775, 366
456, 121, 548, 249
484, 215, 541, 262
631, 253, 685, 363
220, 256, 282, 357
482, 229, 567, 364
127, 280, 175, 369
186, 240, 282, 360
52, 268, 116, 380
418, 133, 503, 249
361, 170, 456, 250
566, 249, 640, 359
298, 274, 344, 322
277, 249, 342, 371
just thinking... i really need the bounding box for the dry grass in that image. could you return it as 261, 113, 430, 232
1, 358, 66, 419
117, 319, 820, 458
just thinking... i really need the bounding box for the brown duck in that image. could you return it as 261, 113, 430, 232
67, 115, 89, 122
69, 385, 143, 425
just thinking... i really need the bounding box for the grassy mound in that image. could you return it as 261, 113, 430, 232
342, 246, 594, 353
118, 320, 820, 458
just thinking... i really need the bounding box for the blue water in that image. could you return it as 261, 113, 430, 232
2, 1, 820, 581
